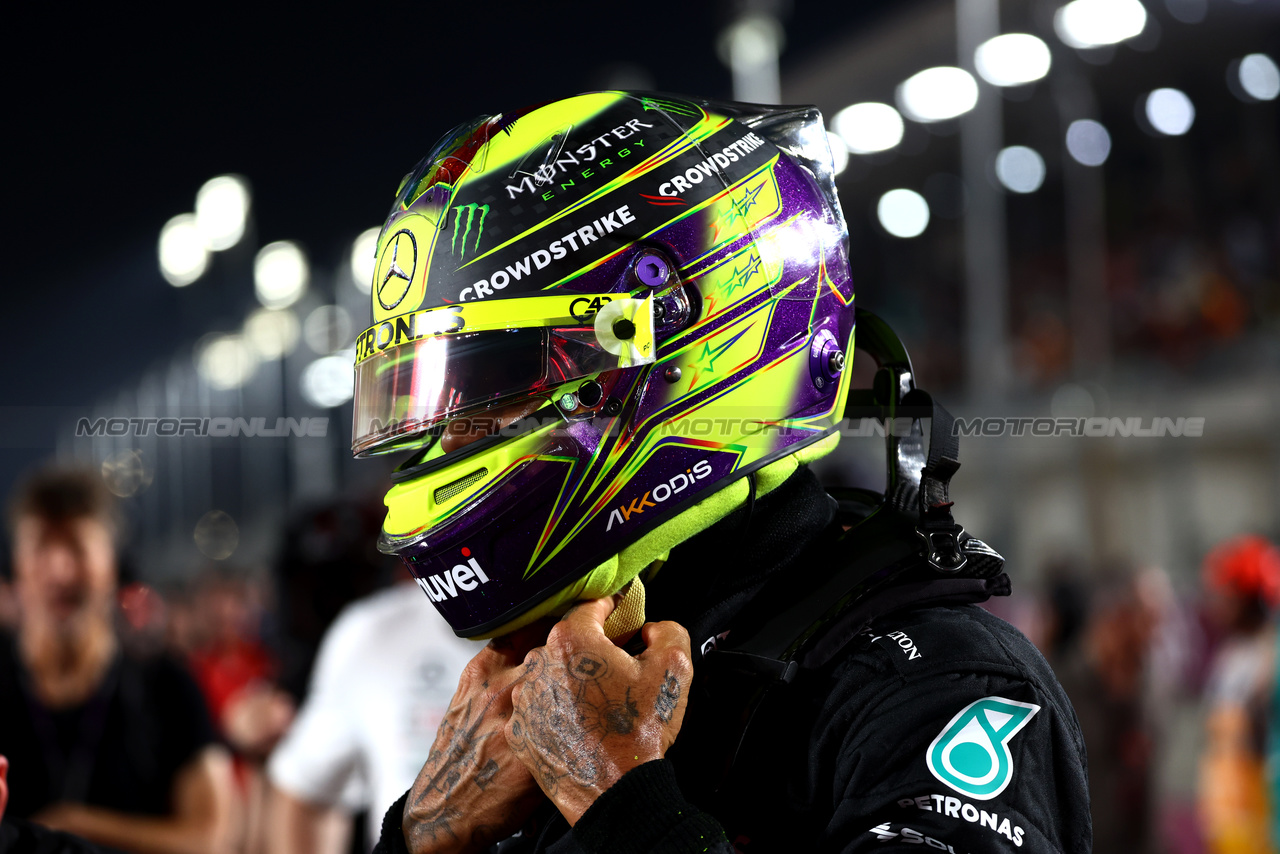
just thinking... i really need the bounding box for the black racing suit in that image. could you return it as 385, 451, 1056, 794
374, 466, 1091, 853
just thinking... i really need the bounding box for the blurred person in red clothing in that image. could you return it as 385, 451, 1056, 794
186, 568, 294, 760
0, 465, 233, 854
1198, 535, 1280, 854
185, 567, 294, 853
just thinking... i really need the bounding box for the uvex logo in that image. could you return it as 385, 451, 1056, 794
416, 547, 492, 603
606, 460, 714, 532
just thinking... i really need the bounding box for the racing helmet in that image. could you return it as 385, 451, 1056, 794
352, 92, 857, 638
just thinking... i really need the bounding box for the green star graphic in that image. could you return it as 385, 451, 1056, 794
727, 254, 764, 295
737, 181, 766, 215
695, 326, 753, 373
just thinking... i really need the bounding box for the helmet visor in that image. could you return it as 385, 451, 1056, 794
352, 294, 654, 456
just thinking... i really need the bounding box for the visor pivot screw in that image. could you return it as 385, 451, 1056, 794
828, 350, 846, 374
577, 381, 603, 408
663, 366, 682, 383
635, 252, 670, 288
558, 393, 578, 412
612, 318, 637, 340
603, 397, 623, 416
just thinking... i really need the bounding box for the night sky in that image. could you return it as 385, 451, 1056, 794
5, 1, 903, 395
0, 1, 910, 503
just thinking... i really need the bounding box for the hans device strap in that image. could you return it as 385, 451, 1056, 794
694, 309, 1007, 790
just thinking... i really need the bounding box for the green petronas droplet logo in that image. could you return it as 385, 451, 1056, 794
926, 697, 1040, 800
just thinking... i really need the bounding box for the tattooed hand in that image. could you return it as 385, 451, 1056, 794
402, 621, 552, 854
504, 597, 694, 826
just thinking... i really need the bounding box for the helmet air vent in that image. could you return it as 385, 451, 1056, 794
434, 468, 489, 505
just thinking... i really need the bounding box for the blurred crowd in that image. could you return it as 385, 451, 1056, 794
1007, 536, 1280, 854
0, 466, 478, 854
861, 107, 1280, 394
2, 462, 1280, 853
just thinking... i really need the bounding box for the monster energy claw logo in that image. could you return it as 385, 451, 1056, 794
451, 204, 488, 258
640, 96, 699, 117
925, 697, 1040, 800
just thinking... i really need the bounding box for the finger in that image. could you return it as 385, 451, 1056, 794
485, 618, 557, 666
638, 620, 692, 656
557, 596, 616, 639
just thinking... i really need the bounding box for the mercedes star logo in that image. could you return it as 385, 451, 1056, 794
376, 228, 418, 311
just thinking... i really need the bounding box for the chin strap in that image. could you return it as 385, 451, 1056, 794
603, 577, 647, 640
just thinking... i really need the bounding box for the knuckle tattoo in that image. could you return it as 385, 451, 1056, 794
654, 669, 682, 724
567, 652, 609, 680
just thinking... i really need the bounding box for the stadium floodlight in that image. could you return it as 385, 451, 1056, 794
301, 352, 356, 408
832, 102, 905, 154
877, 189, 930, 238
1239, 54, 1279, 102
304, 305, 354, 355
349, 227, 381, 293
1145, 88, 1195, 135
254, 241, 309, 309
995, 146, 1047, 194
244, 308, 300, 360
897, 67, 979, 123
975, 34, 1052, 87
194, 175, 251, 251
1065, 119, 1112, 166
196, 333, 259, 390
158, 213, 209, 287
1054, 0, 1148, 49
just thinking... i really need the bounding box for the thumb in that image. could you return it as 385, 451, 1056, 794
560, 596, 617, 636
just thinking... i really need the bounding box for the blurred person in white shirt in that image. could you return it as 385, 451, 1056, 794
265, 578, 480, 853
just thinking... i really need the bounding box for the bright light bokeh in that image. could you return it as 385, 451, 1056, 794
301, 352, 355, 408
197, 333, 259, 390
194, 175, 250, 251
350, 227, 380, 293
101, 449, 152, 498
254, 241, 309, 309
304, 305, 354, 355
244, 308, 300, 360
897, 67, 979, 123
995, 146, 1047, 194
158, 214, 209, 287
974, 34, 1052, 87
1145, 88, 1195, 135
832, 102, 905, 154
1054, 0, 1148, 49
1239, 54, 1280, 101
877, 189, 930, 238
1065, 119, 1113, 166
194, 510, 239, 561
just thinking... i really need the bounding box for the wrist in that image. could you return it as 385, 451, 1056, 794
559, 749, 662, 827
572, 760, 725, 854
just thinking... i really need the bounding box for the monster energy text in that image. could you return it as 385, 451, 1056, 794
504, 119, 655, 201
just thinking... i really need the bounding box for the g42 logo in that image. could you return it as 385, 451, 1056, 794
570, 295, 611, 322
926, 697, 1040, 800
